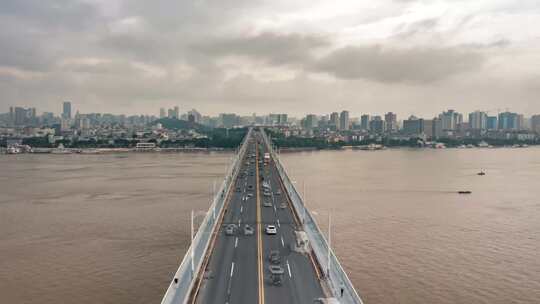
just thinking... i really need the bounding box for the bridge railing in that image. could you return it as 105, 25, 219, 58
161, 128, 252, 304
261, 129, 364, 304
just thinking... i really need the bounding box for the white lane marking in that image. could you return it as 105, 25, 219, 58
273, 205, 276, 212
230, 262, 235, 277
281, 236, 285, 247
238, 219, 241, 225
286, 260, 292, 278
277, 219, 280, 227
240, 206, 243, 213
235, 237, 238, 248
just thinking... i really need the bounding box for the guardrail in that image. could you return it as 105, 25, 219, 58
161, 128, 252, 304
261, 129, 364, 304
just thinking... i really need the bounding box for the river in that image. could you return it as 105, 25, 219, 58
1, 148, 539, 303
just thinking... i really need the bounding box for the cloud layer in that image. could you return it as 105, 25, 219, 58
1, 0, 539, 117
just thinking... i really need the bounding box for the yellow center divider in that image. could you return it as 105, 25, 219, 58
256, 141, 265, 304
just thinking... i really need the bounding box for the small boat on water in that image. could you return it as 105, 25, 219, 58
477, 171, 486, 176
458, 191, 472, 194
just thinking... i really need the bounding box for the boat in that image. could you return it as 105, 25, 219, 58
6, 146, 21, 154
477, 171, 486, 176
51, 143, 72, 154
458, 191, 472, 194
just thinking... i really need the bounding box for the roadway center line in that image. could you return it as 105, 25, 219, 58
230, 262, 235, 277
238, 219, 241, 226
240, 206, 243, 213
281, 236, 285, 247
235, 237, 238, 248
286, 260, 292, 278
277, 219, 280, 227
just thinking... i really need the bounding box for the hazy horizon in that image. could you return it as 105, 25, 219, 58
1, 0, 539, 117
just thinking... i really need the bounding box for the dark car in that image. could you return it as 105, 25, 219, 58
268, 250, 281, 264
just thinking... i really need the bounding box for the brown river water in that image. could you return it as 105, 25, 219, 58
1, 148, 539, 303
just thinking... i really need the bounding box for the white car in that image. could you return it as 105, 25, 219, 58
265, 225, 277, 235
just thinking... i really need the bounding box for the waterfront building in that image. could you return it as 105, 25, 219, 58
439, 109, 463, 131
403, 116, 423, 135
469, 111, 488, 130
304, 114, 319, 130
487, 116, 498, 130
360, 115, 370, 131
369, 116, 385, 133
63, 101, 72, 119
330, 112, 339, 129
384, 112, 397, 133
340, 111, 350, 131
531, 115, 540, 134
498, 112, 520, 131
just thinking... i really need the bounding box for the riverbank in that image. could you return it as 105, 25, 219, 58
1, 146, 236, 155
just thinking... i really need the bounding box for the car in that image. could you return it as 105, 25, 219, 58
263, 201, 273, 207
275, 190, 281, 196
225, 224, 237, 236
247, 193, 253, 198
279, 202, 287, 209
248, 185, 254, 190
244, 224, 254, 236
265, 225, 277, 235
268, 265, 284, 286
235, 187, 241, 192
263, 191, 271, 197
268, 250, 281, 264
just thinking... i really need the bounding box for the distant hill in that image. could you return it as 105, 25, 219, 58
152, 118, 210, 132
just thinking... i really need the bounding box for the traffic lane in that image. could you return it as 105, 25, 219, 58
260, 165, 298, 304
229, 162, 259, 303
262, 162, 325, 304
196, 152, 258, 304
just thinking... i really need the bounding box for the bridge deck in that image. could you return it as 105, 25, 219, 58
193, 130, 325, 304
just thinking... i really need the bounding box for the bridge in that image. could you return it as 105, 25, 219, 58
161, 128, 364, 304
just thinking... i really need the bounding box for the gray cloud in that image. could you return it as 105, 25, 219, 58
0, 0, 539, 117
193, 32, 330, 66
313, 45, 485, 83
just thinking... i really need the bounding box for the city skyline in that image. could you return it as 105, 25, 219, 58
1, 1, 540, 117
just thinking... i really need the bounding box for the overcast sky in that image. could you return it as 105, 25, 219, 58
1, 0, 539, 118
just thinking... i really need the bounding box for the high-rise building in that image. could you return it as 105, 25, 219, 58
384, 112, 397, 133
432, 117, 443, 139
468, 111, 488, 130
402, 116, 423, 135
9, 107, 14, 125
278, 114, 288, 125
304, 114, 318, 129
498, 112, 520, 131
174, 106, 180, 119
220, 113, 239, 128
339, 110, 350, 131
439, 109, 462, 131
159, 108, 166, 119
487, 116, 498, 130
531, 115, 540, 134
330, 112, 339, 129
188, 109, 202, 123
63, 101, 72, 119
360, 115, 370, 131
369, 116, 385, 133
